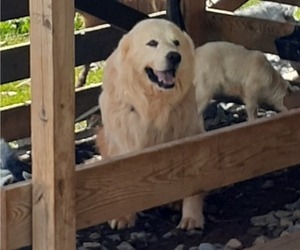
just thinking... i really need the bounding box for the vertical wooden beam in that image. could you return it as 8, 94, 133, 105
30, 0, 76, 249
182, 0, 207, 46
0, 189, 8, 250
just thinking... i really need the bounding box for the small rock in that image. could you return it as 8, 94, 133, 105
280, 230, 290, 237
285, 199, 300, 211
174, 244, 185, 250
251, 212, 278, 227
198, 242, 218, 250
162, 230, 177, 239
117, 242, 136, 250
106, 233, 121, 243
89, 232, 101, 240
83, 242, 101, 248
186, 229, 203, 236
275, 210, 292, 218
292, 210, 300, 220
253, 236, 270, 245
129, 232, 149, 245
272, 227, 285, 238
251, 215, 268, 227
286, 224, 300, 233
224, 238, 242, 249
279, 217, 293, 227
261, 180, 274, 189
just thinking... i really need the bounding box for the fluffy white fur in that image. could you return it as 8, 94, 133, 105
97, 19, 205, 230
194, 41, 295, 127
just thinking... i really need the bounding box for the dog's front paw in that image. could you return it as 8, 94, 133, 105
179, 194, 205, 230
177, 215, 204, 230
108, 214, 137, 230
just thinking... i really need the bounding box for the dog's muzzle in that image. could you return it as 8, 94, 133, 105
145, 51, 181, 90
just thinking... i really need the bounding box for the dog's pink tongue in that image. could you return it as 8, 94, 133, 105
156, 71, 175, 85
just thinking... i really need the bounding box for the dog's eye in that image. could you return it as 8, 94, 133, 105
173, 40, 180, 46
146, 40, 158, 47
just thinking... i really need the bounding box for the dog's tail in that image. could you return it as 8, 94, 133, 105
0, 138, 32, 186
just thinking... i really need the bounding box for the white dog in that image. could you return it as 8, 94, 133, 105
98, 18, 205, 230
194, 41, 296, 127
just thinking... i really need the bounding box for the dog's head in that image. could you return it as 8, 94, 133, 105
114, 19, 195, 95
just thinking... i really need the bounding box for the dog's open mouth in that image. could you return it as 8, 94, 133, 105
145, 67, 176, 89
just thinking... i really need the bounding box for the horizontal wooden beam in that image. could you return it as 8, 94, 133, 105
2, 109, 300, 249
0, 0, 29, 21
205, 9, 295, 54
0, 84, 101, 142
245, 231, 300, 250
210, 0, 247, 11
0, 25, 124, 84
1, 12, 165, 84
75, 0, 148, 31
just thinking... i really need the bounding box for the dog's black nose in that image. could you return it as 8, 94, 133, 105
167, 51, 181, 67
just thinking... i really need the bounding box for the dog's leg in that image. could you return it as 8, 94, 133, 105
244, 94, 258, 121
109, 214, 137, 230
177, 193, 205, 230
195, 93, 212, 131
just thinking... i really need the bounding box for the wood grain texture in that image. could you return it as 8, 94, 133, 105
182, 0, 207, 46
206, 9, 295, 54
245, 232, 300, 250
1, 182, 32, 250
0, 25, 123, 84
0, 0, 165, 21
0, 189, 8, 250
30, 0, 76, 248
76, 109, 300, 229
2, 109, 300, 249
0, 84, 101, 142
210, 0, 248, 11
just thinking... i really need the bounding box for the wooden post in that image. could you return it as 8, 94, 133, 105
30, 0, 76, 248
182, 0, 207, 46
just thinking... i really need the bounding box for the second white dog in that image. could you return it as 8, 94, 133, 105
194, 41, 296, 127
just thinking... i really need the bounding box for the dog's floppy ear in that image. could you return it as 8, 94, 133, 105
116, 33, 130, 62
183, 31, 195, 51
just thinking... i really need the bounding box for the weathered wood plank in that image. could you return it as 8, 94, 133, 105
30, 0, 76, 248
0, 84, 101, 142
245, 232, 300, 250
1, 182, 32, 250
0, 189, 8, 250
75, 0, 148, 31
0, 0, 166, 21
210, 0, 247, 11
0, 25, 124, 84
206, 9, 295, 54
1, 11, 165, 84
182, 0, 207, 45
2, 109, 300, 249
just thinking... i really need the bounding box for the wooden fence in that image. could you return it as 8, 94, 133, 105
1, 0, 300, 249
